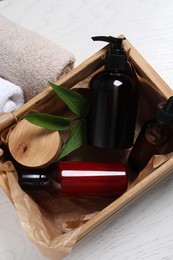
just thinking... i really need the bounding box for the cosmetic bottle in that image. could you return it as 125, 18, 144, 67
128, 96, 173, 172
86, 36, 139, 149
18, 161, 128, 198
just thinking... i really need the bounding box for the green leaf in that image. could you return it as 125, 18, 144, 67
49, 82, 87, 116
23, 112, 71, 131
58, 122, 84, 160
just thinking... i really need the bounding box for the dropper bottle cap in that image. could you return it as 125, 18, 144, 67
156, 96, 173, 124
92, 36, 126, 72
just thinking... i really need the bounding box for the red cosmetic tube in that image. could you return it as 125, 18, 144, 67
19, 161, 128, 198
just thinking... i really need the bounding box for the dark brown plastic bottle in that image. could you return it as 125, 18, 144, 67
86, 36, 139, 149
128, 97, 173, 172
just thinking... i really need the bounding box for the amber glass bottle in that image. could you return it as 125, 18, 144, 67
128, 97, 173, 172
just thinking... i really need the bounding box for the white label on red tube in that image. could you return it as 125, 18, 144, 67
62, 170, 126, 177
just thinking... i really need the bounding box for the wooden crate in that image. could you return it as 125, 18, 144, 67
0, 36, 173, 242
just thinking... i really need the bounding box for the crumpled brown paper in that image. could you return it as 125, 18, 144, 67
1, 149, 173, 259
0, 160, 112, 260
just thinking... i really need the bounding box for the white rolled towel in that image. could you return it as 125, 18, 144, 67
0, 77, 24, 112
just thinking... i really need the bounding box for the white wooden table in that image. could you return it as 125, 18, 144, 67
1, 0, 173, 259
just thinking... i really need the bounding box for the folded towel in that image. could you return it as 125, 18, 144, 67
0, 78, 24, 112
0, 16, 75, 101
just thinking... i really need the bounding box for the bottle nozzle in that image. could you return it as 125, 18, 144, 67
91, 35, 127, 72
91, 36, 126, 49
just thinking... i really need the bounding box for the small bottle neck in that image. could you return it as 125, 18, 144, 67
106, 68, 125, 74
145, 120, 169, 145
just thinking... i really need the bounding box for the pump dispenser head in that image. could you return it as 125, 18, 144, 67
92, 36, 127, 72
156, 96, 173, 124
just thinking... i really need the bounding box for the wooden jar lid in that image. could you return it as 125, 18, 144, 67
8, 119, 61, 168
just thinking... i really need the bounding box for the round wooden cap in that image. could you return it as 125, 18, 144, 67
8, 119, 62, 168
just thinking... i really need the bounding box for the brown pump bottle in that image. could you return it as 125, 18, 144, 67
86, 36, 139, 149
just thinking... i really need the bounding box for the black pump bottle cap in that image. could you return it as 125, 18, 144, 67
156, 96, 173, 124
19, 168, 50, 191
92, 36, 127, 72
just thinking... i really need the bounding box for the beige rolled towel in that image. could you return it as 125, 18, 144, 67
0, 16, 75, 101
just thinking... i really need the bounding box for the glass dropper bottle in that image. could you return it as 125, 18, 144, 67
128, 96, 173, 172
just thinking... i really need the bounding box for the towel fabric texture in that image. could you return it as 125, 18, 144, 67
0, 77, 24, 112
0, 16, 75, 101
